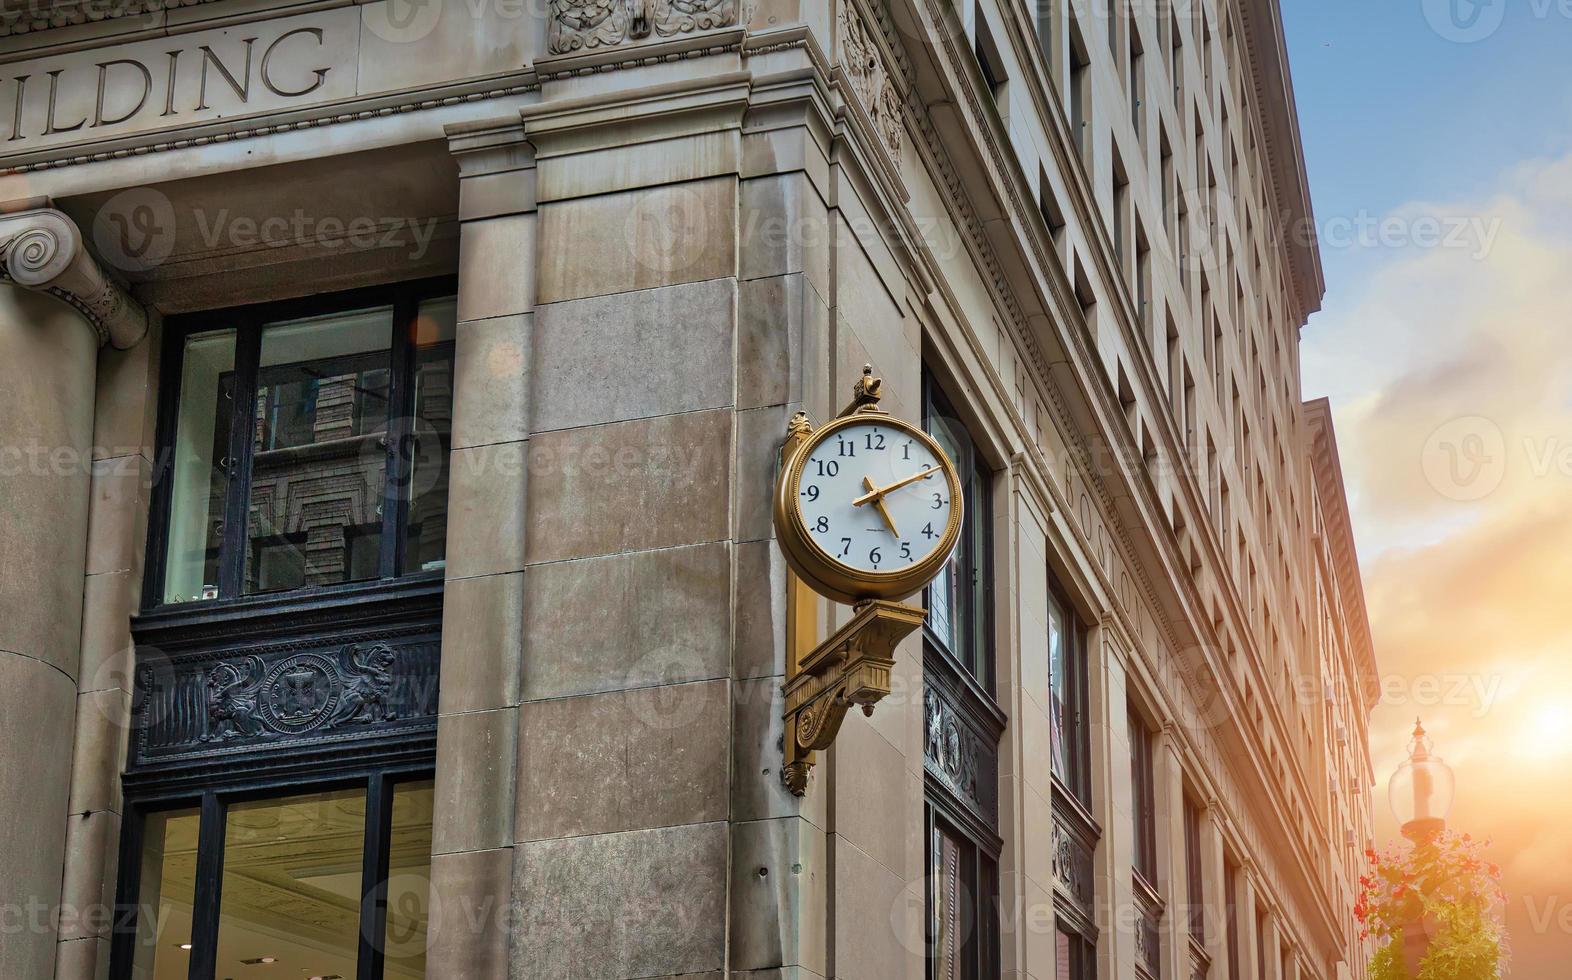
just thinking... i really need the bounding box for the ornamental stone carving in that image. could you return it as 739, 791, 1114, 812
547, 0, 738, 54
837, 0, 903, 162
0, 206, 147, 349
133, 632, 438, 765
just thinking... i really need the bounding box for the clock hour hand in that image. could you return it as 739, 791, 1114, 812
861, 476, 900, 536
852, 464, 942, 507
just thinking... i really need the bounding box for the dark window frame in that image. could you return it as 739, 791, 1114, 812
144, 276, 458, 612
109, 762, 433, 980
1184, 793, 1206, 942
925, 803, 1001, 980
1048, 583, 1092, 805
1129, 707, 1158, 885
921, 372, 996, 696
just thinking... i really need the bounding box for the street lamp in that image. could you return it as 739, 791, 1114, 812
1389, 718, 1455, 842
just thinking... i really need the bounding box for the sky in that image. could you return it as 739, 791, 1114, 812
1281, 2, 1572, 975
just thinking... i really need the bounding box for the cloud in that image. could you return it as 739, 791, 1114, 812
1303, 147, 1572, 974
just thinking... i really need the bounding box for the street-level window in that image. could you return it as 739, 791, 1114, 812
155, 281, 455, 606
1048, 587, 1091, 802
118, 776, 432, 980
923, 374, 992, 689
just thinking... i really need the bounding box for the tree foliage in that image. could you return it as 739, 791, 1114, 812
1356, 832, 1507, 980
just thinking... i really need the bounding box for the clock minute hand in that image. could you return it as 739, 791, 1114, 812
852, 464, 942, 508
861, 476, 900, 536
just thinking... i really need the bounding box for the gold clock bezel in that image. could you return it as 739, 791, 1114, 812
773, 410, 965, 605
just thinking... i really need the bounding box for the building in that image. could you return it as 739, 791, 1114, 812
0, 0, 1380, 977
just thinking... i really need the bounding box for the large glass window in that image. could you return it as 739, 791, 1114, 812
927, 813, 999, 980
1130, 708, 1157, 885
1048, 588, 1090, 802
1184, 795, 1206, 943
156, 282, 455, 606
116, 776, 432, 980
924, 375, 992, 688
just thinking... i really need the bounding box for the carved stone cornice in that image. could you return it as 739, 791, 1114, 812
0, 206, 147, 349
546, 0, 738, 55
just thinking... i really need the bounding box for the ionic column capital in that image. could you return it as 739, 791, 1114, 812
0, 205, 148, 350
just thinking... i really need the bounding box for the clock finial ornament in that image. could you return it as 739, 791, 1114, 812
842, 363, 883, 415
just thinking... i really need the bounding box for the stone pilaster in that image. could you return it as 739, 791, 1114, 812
0, 205, 147, 980
1090, 617, 1132, 980
504, 72, 748, 980
1262, 908, 1284, 980
1199, 803, 1230, 971
1155, 726, 1187, 980
423, 117, 538, 979
1237, 866, 1261, 980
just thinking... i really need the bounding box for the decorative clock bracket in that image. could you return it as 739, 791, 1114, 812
777, 365, 928, 796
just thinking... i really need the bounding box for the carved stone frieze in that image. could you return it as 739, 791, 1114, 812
922, 680, 997, 825
132, 631, 438, 767
836, 0, 903, 162
548, 0, 738, 54
0, 207, 147, 349
1050, 808, 1096, 911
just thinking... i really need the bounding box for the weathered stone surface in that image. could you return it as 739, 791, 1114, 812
76, 571, 136, 696
66, 688, 130, 817
532, 278, 737, 433
511, 822, 727, 979
432, 708, 517, 854
522, 542, 730, 700
452, 313, 532, 450
729, 817, 827, 973
82, 454, 150, 580
456, 213, 537, 322
438, 571, 524, 714
829, 715, 914, 878
426, 847, 514, 977
832, 835, 919, 980
524, 409, 731, 564
444, 441, 529, 579
517, 679, 729, 841
53, 935, 111, 980
738, 273, 828, 412
536, 179, 737, 305
732, 540, 787, 682
57, 809, 119, 941
0, 653, 75, 980
734, 404, 789, 543
739, 172, 830, 296
731, 677, 796, 824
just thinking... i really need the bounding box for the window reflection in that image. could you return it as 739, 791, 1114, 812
384, 780, 435, 978
129, 808, 200, 980
403, 298, 455, 576
246, 307, 395, 594
215, 788, 366, 980
163, 331, 236, 604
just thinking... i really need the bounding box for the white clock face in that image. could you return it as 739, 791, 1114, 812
796, 421, 956, 574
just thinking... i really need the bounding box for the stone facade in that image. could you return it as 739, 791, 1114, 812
0, 0, 1378, 979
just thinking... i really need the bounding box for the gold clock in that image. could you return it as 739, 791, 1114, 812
773, 393, 964, 606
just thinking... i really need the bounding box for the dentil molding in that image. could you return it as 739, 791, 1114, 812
0, 206, 147, 349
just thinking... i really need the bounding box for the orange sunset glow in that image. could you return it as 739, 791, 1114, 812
1302, 150, 1572, 976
